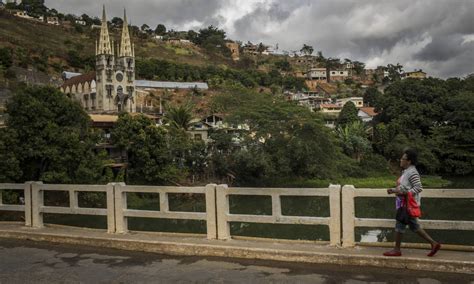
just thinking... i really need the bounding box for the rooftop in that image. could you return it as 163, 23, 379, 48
62, 72, 96, 88
136, 80, 209, 90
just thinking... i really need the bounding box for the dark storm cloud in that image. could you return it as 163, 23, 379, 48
415, 35, 466, 62
46, 0, 223, 28
45, 0, 474, 78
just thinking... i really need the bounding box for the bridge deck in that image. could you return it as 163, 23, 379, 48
0, 222, 472, 274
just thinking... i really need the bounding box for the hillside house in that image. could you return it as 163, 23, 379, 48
336, 97, 364, 108
225, 41, 240, 61
319, 103, 342, 114
291, 92, 331, 112
13, 11, 34, 20
358, 107, 377, 122
402, 70, 427, 80
75, 19, 86, 26
188, 120, 213, 142
46, 16, 59, 25
328, 70, 349, 82
306, 68, 327, 81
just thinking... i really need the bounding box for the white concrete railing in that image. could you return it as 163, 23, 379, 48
0, 183, 32, 226
342, 185, 474, 248
2, 182, 473, 249
216, 184, 342, 246
114, 184, 217, 240
30, 182, 116, 233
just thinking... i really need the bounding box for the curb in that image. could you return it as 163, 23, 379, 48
0, 229, 472, 274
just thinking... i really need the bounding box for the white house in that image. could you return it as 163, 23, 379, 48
75, 20, 86, 26
306, 68, 327, 81
358, 107, 377, 122
336, 97, 364, 108
46, 16, 60, 25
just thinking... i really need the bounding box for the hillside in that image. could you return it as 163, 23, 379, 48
0, 10, 235, 78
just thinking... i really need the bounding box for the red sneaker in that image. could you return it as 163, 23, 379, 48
383, 250, 402, 257
427, 243, 441, 257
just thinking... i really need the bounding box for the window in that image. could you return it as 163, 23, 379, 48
194, 134, 202, 140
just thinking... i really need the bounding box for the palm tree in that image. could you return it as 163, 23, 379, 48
163, 103, 194, 130
335, 121, 371, 161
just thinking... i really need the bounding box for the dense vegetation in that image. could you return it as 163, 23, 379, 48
4, 75, 473, 186
372, 77, 474, 175
136, 58, 305, 90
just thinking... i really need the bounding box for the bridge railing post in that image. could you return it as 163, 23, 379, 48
205, 184, 217, 240
31, 181, 44, 228
216, 184, 230, 240
106, 183, 116, 233
329, 184, 342, 246
342, 185, 356, 247
114, 183, 128, 234
23, 182, 34, 227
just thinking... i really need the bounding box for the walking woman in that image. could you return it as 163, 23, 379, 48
384, 148, 441, 257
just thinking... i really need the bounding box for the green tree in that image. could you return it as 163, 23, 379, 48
375, 78, 447, 136
193, 25, 226, 45
337, 101, 360, 127
431, 91, 474, 175
4, 86, 105, 183
274, 60, 291, 71
363, 87, 381, 107
111, 113, 182, 185
0, 48, 13, 69
352, 61, 365, 75
335, 121, 371, 161
0, 128, 22, 182
111, 17, 123, 28
212, 86, 341, 181
155, 24, 167, 35
141, 24, 150, 32
163, 103, 194, 130
386, 63, 404, 82
300, 44, 314, 56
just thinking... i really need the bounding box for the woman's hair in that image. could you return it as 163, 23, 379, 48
403, 148, 418, 165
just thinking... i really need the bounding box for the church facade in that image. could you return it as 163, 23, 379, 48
61, 6, 136, 113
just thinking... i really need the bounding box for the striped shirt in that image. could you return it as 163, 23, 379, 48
399, 165, 423, 206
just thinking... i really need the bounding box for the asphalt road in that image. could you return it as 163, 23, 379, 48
0, 238, 472, 284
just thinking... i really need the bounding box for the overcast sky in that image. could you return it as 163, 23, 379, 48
45, 0, 474, 78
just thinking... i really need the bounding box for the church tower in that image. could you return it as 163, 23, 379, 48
95, 6, 136, 113
115, 9, 136, 112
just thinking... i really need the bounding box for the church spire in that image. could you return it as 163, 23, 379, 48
97, 5, 112, 55
119, 8, 133, 57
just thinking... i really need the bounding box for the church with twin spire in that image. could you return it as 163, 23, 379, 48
61, 6, 136, 113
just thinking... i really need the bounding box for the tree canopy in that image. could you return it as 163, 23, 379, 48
337, 101, 360, 127
0, 86, 105, 183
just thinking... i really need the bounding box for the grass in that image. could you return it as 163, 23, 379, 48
260, 174, 455, 189
162, 44, 193, 56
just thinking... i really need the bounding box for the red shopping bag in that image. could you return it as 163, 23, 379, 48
407, 192, 421, 217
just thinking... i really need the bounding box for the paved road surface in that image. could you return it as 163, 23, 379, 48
0, 239, 472, 283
